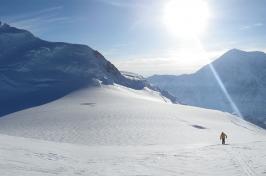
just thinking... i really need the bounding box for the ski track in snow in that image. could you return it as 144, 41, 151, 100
226, 147, 255, 176
1, 137, 266, 176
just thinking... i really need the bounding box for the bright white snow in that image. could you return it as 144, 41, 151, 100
0, 84, 265, 175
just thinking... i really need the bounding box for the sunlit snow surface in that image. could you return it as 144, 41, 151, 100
0, 85, 265, 175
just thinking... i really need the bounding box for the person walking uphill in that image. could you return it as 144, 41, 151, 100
220, 132, 227, 145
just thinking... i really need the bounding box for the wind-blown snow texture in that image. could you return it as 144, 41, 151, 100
0, 84, 265, 175
0, 22, 174, 117
148, 49, 266, 128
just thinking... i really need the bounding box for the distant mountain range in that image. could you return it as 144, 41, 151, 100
0, 22, 175, 116
148, 49, 266, 128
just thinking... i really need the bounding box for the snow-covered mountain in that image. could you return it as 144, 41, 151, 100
148, 49, 266, 128
0, 22, 174, 117
0, 23, 266, 176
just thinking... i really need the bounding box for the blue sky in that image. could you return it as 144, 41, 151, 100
1, 0, 266, 75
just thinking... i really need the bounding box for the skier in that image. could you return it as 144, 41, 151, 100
220, 132, 227, 145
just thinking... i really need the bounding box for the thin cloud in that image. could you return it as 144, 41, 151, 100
3, 6, 68, 32
5, 6, 63, 22
112, 49, 220, 76
113, 56, 202, 76
240, 22, 264, 30
254, 23, 263, 27
38, 6, 63, 14
98, 0, 126, 7
95, 0, 145, 8
109, 39, 226, 76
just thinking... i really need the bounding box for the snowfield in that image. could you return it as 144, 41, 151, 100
0, 85, 266, 175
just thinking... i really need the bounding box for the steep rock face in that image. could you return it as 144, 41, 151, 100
148, 49, 266, 128
0, 23, 173, 116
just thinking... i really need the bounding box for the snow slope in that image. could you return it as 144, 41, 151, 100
1, 133, 266, 176
0, 84, 266, 175
0, 84, 264, 145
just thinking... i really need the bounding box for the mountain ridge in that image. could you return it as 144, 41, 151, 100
148, 49, 266, 128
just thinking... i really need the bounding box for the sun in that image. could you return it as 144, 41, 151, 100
163, 0, 210, 37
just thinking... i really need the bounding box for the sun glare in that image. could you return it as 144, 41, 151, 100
163, 0, 210, 37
